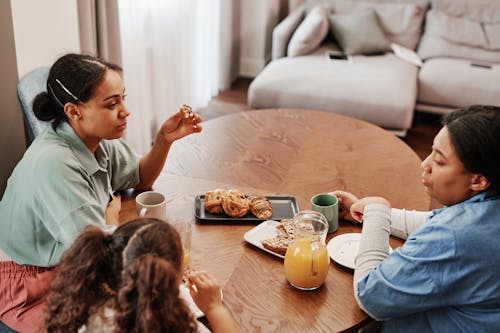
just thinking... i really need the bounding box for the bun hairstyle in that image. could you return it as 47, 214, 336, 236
33, 53, 121, 129
443, 105, 500, 194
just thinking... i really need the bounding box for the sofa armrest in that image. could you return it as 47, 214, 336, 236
272, 4, 306, 60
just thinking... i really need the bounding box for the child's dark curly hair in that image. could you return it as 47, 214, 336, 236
115, 222, 197, 333
44, 218, 195, 332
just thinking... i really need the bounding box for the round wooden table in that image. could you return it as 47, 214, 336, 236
120, 108, 429, 332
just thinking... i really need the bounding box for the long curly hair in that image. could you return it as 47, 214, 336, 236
115, 222, 198, 333
45, 219, 159, 332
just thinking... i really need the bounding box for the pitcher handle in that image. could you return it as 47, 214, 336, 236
310, 240, 320, 276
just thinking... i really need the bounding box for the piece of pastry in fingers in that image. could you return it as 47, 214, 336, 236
181, 103, 194, 118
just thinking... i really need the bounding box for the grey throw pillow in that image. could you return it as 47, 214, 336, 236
329, 9, 392, 55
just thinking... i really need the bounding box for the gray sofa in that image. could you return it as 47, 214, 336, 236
248, 0, 500, 136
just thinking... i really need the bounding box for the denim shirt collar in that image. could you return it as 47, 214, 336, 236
428, 189, 499, 220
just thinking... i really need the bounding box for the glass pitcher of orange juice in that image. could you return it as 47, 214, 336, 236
284, 210, 330, 290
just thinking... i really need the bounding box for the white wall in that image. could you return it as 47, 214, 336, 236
0, 0, 80, 196
239, 0, 281, 77
11, 0, 80, 78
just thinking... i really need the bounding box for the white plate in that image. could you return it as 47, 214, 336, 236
327, 233, 393, 269
243, 220, 285, 259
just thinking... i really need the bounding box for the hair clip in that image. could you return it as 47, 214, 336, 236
55, 79, 79, 102
47, 83, 65, 108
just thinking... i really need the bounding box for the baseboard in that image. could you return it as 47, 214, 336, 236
415, 103, 456, 114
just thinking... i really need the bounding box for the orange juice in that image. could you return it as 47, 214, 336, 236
183, 248, 191, 267
284, 238, 329, 290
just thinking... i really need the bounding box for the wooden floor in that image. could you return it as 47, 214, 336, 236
201, 77, 442, 161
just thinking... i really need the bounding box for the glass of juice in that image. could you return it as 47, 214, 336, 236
174, 221, 192, 269
284, 210, 329, 290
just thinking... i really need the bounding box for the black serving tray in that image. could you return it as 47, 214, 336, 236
194, 195, 299, 223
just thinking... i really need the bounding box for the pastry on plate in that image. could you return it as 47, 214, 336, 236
261, 219, 295, 256
204, 189, 226, 214
248, 195, 273, 219
222, 189, 249, 218
261, 235, 293, 256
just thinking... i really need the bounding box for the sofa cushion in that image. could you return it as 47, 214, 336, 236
248, 53, 418, 131
431, 0, 500, 23
288, 4, 333, 57
329, 9, 391, 55
424, 9, 500, 50
418, 58, 500, 108
418, 34, 500, 64
418, 1, 500, 62
319, 0, 427, 50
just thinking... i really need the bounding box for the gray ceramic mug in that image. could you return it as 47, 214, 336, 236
311, 193, 339, 233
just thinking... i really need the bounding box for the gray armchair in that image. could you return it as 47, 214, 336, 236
17, 67, 50, 146
0, 321, 18, 333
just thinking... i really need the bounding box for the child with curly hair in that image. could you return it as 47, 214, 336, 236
45, 218, 238, 333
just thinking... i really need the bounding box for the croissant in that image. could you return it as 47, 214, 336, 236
249, 195, 273, 219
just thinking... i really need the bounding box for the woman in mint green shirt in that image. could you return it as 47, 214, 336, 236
0, 53, 202, 332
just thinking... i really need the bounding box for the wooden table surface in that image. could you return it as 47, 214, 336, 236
120, 109, 429, 332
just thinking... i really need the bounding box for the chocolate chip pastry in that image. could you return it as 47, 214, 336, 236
222, 189, 249, 218
204, 189, 226, 214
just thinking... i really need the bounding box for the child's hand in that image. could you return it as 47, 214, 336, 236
187, 270, 223, 316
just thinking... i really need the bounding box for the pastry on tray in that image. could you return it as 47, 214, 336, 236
248, 195, 273, 219
203, 189, 273, 219
222, 189, 250, 218
204, 189, 226, 214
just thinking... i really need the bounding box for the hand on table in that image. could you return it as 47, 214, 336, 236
160, 107, 202, 144
331, 190, 359, 223
350, 197, 391, 223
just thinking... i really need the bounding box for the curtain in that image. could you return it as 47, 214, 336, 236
118, 0, 240, 153
77, 0, 122, 66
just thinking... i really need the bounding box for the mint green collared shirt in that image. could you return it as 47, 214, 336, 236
0, 121, 140, 267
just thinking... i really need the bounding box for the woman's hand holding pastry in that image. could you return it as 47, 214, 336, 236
159, 105, 202, 144
350, 196, 391, 223
331, 190, 359, 223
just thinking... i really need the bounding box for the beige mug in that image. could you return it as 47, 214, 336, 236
135, 191, 167, 220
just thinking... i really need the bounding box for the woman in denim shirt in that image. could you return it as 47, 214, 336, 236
335, 105, 500, 332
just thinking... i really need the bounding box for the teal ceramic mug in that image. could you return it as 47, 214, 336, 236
311, 193, 338, 233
